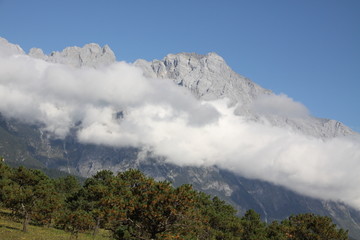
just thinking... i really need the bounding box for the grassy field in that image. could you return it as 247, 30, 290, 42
0, 209, 111, 240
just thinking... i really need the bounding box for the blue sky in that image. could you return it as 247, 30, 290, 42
0, 0, 359, 130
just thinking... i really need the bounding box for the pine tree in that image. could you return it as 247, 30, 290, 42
241, 209, 267, 240
283, 213, 349, 240
2, 166, 61, 232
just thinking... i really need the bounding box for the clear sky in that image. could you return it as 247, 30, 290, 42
0, 0, 359, 130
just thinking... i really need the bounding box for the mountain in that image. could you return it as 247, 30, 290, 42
29, 43, 116, 68
1, 38, 360, 239
135, 52, 354, 138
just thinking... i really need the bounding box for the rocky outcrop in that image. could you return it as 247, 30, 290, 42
135, 52, 354, 138
0, 37, 25, 56
29, 43, 116, 68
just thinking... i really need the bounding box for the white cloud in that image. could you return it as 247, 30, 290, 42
251, 93, 310, 118
1, 52, 360, 209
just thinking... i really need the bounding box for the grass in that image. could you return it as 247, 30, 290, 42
0, 209, 111, 240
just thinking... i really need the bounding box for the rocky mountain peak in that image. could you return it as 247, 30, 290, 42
0, 37, 25, 56
135, 51, 354, 138
29, 42, 116, 68
0, 37, 355, 138
28, 48, 46, 59
135, 51, 268, 107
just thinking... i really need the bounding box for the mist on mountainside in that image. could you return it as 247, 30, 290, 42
1, 37, 360, 210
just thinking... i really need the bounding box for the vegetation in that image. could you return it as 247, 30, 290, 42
0, 160, 349, 239
0, 208, 110, 240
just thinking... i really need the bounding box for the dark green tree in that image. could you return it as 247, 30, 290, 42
196, 194, 243, 240
53, 175, 82, 199
82, 170, 115, 236
282, 213, 349, 240
266, 220, 288, 240
31, 179, 62, 226
56, 208, 95, 239
55, 186, 95, 238
0, 160, 13, 206
241, 209, 267, 240
2, 166, 61, 232
108, 169, 205, 239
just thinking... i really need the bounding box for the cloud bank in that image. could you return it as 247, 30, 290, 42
251, 93, 310, 118
1, 52, 360, 209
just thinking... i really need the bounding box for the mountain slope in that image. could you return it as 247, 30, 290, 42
135, 52, 354, 138
1, 38, 360, 238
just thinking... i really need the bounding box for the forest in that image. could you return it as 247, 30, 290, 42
0, 158, 349, 240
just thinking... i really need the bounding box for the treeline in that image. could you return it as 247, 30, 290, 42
0, 160, 349, 240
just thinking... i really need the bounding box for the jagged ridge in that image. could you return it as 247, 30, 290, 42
1, 38, 360, 238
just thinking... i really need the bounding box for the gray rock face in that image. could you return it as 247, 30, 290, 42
29, 43, 116, 68
0, 37, 116, 68
135, 52, 354, 138
135, 52, 269, 106
0, 37, 25, 56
